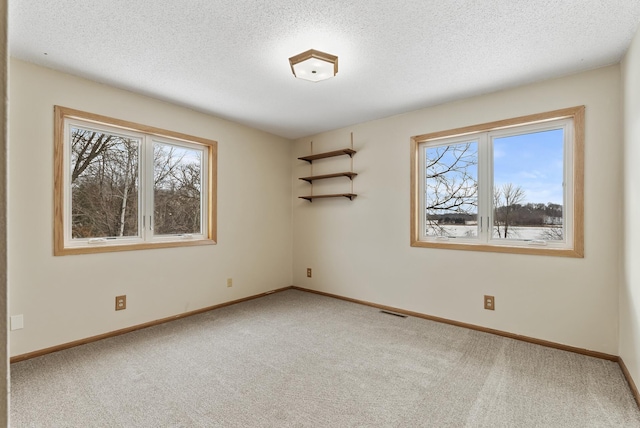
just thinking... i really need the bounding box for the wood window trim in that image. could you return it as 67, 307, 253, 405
53, 105, 218, 256
410, 106, 585, 258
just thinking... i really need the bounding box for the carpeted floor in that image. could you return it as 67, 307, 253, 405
10, 289, 640, 427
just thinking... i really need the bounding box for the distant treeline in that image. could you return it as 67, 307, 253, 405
428, 202, 562, 226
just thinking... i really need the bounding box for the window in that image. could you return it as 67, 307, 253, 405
54, 106, 217, 255
411, 106, 584, 257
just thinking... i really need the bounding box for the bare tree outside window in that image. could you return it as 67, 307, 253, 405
70, 127, 139, 239
412, 107, 582, 256
424, 141, 478, 237
70, 129, 205, 240
538, 224, 563, 240
492, 128, 565, 242
55, 106, 217, 255
493, 183, 526, 239
153, 143, 202, 235
493, 184, 564, 240
421, 139, 565, 242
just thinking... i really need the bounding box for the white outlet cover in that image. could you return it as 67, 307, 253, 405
10, 314, 24, 331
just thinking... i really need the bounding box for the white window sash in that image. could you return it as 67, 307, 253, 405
418, 117, 574, 250
63, 118, 209, 248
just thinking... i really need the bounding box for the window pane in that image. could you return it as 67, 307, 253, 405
153, 142, 203, 235
424, 141, 478, 238
70, 127, 139, 239
492, 129, 564, 241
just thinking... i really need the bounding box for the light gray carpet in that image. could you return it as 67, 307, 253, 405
10, 289, 640, 427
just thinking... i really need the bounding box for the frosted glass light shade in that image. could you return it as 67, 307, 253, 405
289, 49, 338, 82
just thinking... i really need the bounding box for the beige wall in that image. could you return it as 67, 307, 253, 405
621, 26, 640, 390
8, 59, 293, 356
1, 0, 9, 423
292, 65, 622, 354
6, 43, 632, 373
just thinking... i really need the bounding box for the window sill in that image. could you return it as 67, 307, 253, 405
54, 238, 216, 256
410, 239, 583, 258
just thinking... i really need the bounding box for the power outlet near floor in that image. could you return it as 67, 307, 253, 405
115, 295, 126, 311
484, 295, 495, 311
10, 314, 24, 331
227, 278, 233, 288
306, 268, 312, 278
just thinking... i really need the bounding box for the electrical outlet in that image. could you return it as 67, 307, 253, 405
306, 268, 312, 278
484, 295, 495, 311
227, 278, 233, 287
10, 315, 24, 331
115, 295, 126, 311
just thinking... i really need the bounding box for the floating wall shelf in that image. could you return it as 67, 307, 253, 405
298, 172, 358, 183
297, 148, 356, 164
298, 134, 358, 202
298, 193, 357, 202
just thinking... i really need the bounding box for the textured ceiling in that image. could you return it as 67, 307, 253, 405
9, 1, 640, 139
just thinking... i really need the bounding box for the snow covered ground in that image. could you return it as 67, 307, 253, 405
427, 225, 562, 241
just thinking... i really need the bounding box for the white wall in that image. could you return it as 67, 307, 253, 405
292, 65, 622, 354
8, 59, 293, 356
621, 26, 640, 389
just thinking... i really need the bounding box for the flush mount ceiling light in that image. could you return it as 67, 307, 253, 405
289, 49, 338, 83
